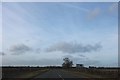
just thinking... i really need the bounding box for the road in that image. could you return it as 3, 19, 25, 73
34, 69, 88, 79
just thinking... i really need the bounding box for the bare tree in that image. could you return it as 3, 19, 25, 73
62, 57, 73, 68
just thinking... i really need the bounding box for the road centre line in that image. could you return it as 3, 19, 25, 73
56, 70, 64, 80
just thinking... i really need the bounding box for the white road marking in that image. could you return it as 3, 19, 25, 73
58, 74, 64, 80
56, 70, 64, 80
58, 74, 62, 78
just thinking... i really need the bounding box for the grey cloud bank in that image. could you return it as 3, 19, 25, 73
46, 42, 102, 54
9, 44, 32, 55
7, 41, 102, 55
0, 52, 5, 56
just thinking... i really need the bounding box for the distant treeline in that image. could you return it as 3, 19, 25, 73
1, 66, 120, 69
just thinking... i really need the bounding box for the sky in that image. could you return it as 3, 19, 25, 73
1, 2, 118, 67
1, 0, 120, 2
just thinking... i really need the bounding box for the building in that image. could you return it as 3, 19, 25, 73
76, 64, 84, 68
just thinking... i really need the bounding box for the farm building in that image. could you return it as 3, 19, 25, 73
76, 64, 84, 68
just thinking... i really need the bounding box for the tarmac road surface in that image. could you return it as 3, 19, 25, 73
34, 69, 88, 79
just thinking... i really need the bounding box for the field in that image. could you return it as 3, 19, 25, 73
2, 67, 49, 79
65, 68, 119, 78
1, 66, 120, 80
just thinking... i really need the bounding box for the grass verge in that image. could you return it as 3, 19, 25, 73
17, 69, 49, 79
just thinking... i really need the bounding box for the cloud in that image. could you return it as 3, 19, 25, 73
79, 54, 86, 57
46, 41, 102, 54
62, 55, 83, 61
0, 52, 6, 56
109, 3, 118, 13
63, 54, 87, 60
61, 3, 89, 12
87, 8, 101, 20
9, 44, 32, 55
63, 55, 74, 59
35, 48, 41, 54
